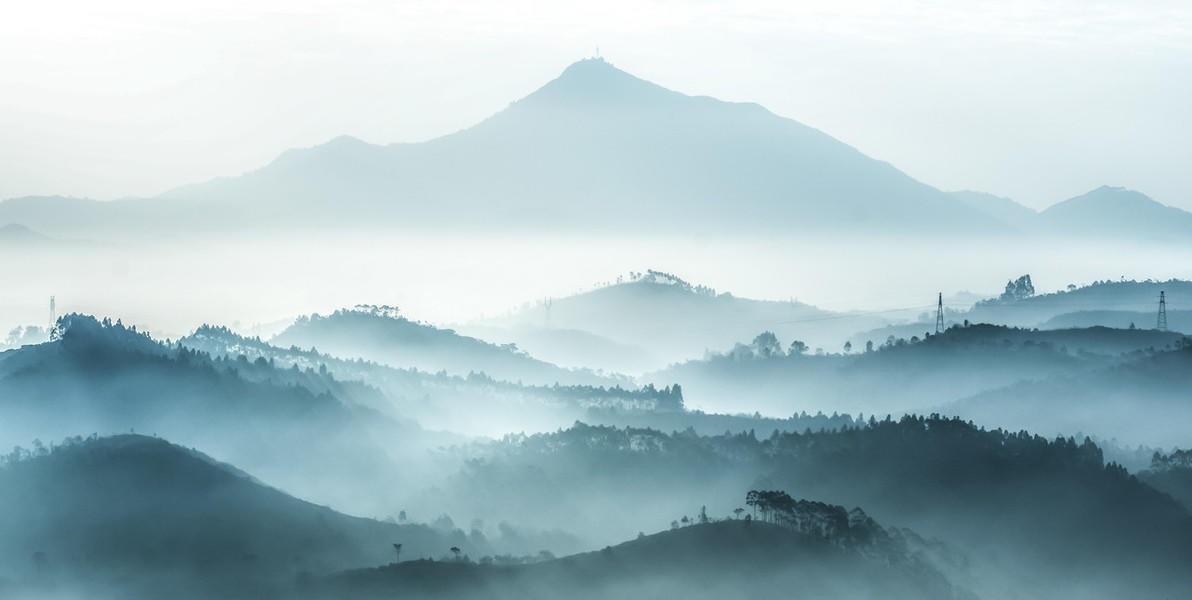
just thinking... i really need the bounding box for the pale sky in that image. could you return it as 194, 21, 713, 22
2, 0, 1190, 210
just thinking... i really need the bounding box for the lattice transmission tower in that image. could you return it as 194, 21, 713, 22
1157, 291, 1168, 332
935, 292, 944, 335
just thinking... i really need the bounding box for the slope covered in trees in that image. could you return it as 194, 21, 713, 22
474, 270, 885, 371
311, 517, 970, 600
425, 417, 1192, 599
946, 340, 1192, 446
0, 314, 444, 517
0, 435, 477, 600
271, 306, 621, 387
644, 323, 1176, 415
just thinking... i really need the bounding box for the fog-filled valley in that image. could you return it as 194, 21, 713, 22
4, 20, 1192, 599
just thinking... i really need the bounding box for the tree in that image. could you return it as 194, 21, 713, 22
733, 507, 745, 519
680, 515, 690, 527
398, 509, 407, 522
751, 332, 784, 358
450, 546, 462, 561
789, 340, 808, 355
392, 543, 403, 563
865, 340, 874, 353
843, 341, 853, 354
698, 505, 709, 524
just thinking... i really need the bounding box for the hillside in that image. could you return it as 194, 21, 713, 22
963, 278, 1191, 328
312, 518, 969, 600
424, 418, 1192, 599
643, 323, 1175, 415
944, 340, 1192, 447
0, 314, 444, 517
271, 306, 621, 386
0, 59, 1005, 237
183, 324, 678, 436
476, 270, 887, 370
0, 435, 476, 599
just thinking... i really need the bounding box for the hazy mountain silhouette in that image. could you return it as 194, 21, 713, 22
0, 59, 1007, 236
0, 434, 479, 599
643, 322, 1179, 415
0, 223, 50, 245
944, 340, 1192, 447
476, 270, 886, 370
1037, 186, 1192, 239
948, 190, 1037, 230
271, 307, 623, 386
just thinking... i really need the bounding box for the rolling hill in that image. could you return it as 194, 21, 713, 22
271, 306, 622, 386
474, 270, 888, 371
0, 434, 478, 599
311, 518, 970, 600
426, 418, 1192, 599
0, 313, 447, 517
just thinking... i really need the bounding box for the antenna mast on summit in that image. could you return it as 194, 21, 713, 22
935, 292, 944, 335
1158, 291, 1168, 331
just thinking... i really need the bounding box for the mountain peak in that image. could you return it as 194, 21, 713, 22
520, 58, 680, 108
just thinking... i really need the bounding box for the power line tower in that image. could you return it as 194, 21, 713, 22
1157, 291, 1168, 331
935, 292, 944, 335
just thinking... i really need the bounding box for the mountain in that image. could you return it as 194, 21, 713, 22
1038, 186, 1192, 240
311, 518, 970, 600
948, 190, 1037, 230
0, 59, 1006, 237
0, 434, 478, 599
271, 307, 623, 386
475, 270, 888, 371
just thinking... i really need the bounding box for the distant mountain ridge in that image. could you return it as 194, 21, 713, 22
0, 58, 1009, 236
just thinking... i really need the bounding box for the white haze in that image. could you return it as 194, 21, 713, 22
3, 233, 1190, 343
1, 0, 1191, 210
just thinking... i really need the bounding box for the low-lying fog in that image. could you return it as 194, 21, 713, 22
3, 232, 1189, 341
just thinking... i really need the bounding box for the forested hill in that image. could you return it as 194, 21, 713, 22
424, 417, 1192, 599
184, 324, 680, 436
964, 278, 1192, 328
0, 314, 443, 517
312, 517, 969, 600
476, 270, 885, 370
0, 434, 478, 599
644, 323, 1174, 416
271, 306, 622, 387
945, 339, 1192, 447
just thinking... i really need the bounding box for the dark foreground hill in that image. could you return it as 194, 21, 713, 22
425, 418, 1192, 599
308, 519, 969, 600
0, 435, 476, 600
